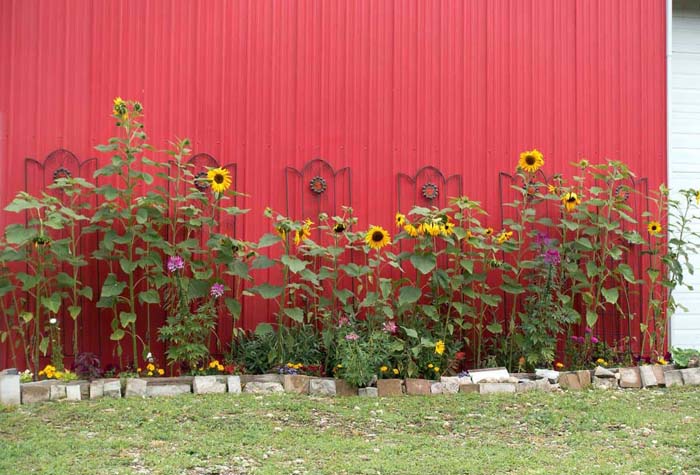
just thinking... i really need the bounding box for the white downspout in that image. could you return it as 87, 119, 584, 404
666, 0, 674, 348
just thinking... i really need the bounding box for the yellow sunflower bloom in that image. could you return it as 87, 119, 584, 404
484, 227, 494, 237
435, 340, 445, 355
423, 222, 441, 237
365, 225, 391, 250
518, 149, 544, 173
647, 221, 662, 236
496, 230, 513, 245
333, 222, 346, 233
561, 192, 581, 213
442, 222, 455, 236
207, 167, 232, 193
547, 184, 557, 194
403, 223, 419, 237
395, 213, 406, 228
695, 191, 700, 206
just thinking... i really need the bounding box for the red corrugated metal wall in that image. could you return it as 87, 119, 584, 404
0, 0, 667, 368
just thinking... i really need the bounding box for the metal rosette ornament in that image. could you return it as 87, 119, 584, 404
309, 176, 327, 195
52, 167, 72, 183
421, 182, 439, 201
194, 171, 210, 192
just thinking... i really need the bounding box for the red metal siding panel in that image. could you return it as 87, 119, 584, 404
0, 0, 667, 367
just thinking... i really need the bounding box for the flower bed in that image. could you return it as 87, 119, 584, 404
2, 99, 700, 389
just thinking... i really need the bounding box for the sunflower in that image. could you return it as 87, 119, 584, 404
294, 219, 313, 245
647, 221, 662, 236
561, 191, 580, 213
395, 212, 406, 227
484, 227, 494, 237
207, 167, 232, 193
518, 149, 544, 173
442, 221, 455, 236
696, 190, 700, 206
113, 97, 127, 117
496, 230, 513, 245
403, 223, 419, 237
365, 225, 391, 250
424, 221, 441, 237
333, 222, 346, 233
547, 184, 557, 194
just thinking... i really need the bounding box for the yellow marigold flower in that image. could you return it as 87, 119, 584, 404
337, 364, 343, 368
137, 368, 142, 373
395, 213, 406, 227
657, 358, 668, 365
158, 369, 165, 376
518, 149, 544, 173
287, 362, 294, 367
596, 358, 606, 365
147, 371, 153, 376
365, 225, 391, 250
380, 366, 388, 373
39, 370, 45, 376
555, 362, 564, 369
147, 363, 156, 371
496, 230, 513, 245
428, 363, 434, 369
562, 192, 581, 213
217, 364, 224, 371
55, 371, 63, 379
403, 223, 419, 237
435, 340, 445, 355
484, 227, 494, 237
434, 367, 440, 373
647, 221, 662, 236
392, 368, 399, 375
207, 167, 232, 193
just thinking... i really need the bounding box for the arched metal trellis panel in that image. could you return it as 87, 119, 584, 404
23, 150, 98, 362
397, 166, 463, 214
285, 158, 352, 225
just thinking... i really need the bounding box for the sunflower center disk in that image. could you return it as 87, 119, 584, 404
372, 231, 384, 242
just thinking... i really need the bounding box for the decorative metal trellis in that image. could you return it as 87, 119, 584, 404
397, 166, 463, 213
23, 149, 99, 357
285, 158, 352, 225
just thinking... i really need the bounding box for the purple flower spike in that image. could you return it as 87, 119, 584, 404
167, 256, 185, 272
210, 283, 225, 298
542, 248, 561, 266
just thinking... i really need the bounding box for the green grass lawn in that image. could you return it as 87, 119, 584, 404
1, 387, 699, 475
